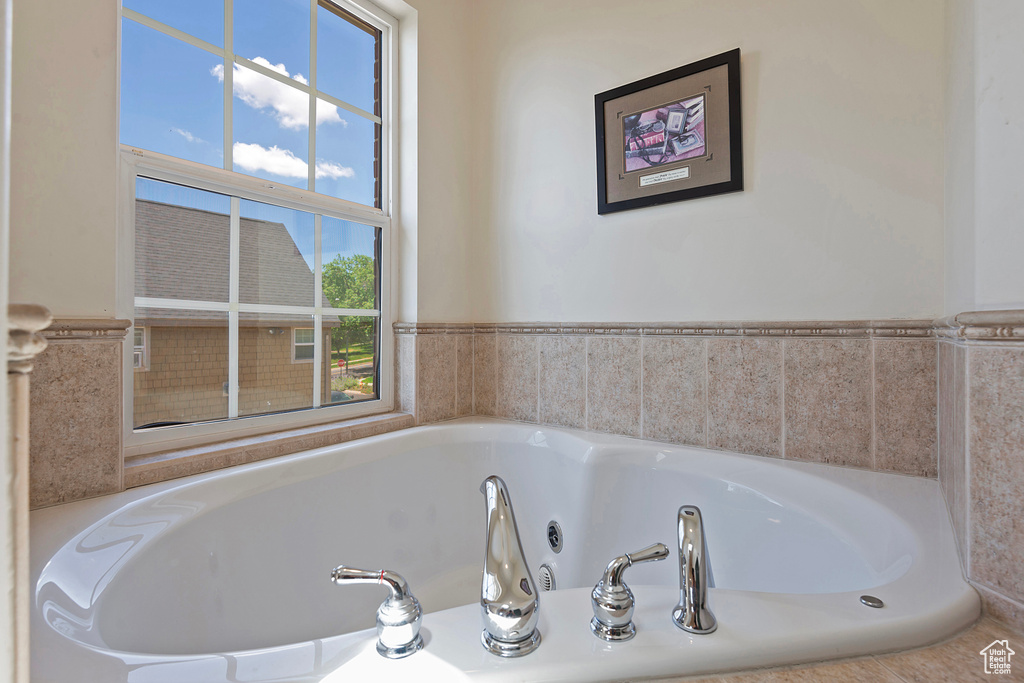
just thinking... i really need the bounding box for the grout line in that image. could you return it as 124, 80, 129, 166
535, 335, 540, 423
963, 344, 971, 579
870, 338, 877, 471
584, 336, 590, 431
780, 339, 786, 459
639, 336, 645, 439
704, 338, 709, 448
872, 656, 913, 683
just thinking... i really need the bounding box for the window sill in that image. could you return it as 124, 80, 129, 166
124, 411, 414, 488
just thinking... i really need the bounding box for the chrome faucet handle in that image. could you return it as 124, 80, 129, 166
330, 565, 424, 659
672, 505, 717, 634
590, 542, 670, 642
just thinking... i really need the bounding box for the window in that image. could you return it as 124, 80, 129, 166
293, 328, 315, 362
121, 0, 394, 441
133, 326, 149, 370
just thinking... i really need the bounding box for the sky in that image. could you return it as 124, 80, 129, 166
120, 0, 378, 207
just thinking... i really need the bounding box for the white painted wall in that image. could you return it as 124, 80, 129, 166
944, 0, 1024, 315
9, 0, 119, 318
0, 0, 13, 679
464, 0, 946, 323
944, 0, 975, 315
971, 0, 1024, 311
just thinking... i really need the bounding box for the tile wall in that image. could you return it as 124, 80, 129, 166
937, 311, 1024, 635
395, 321, 938, 477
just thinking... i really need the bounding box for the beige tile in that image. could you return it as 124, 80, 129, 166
395, 334, 416, 416
496, 334, 538, 422
587, 336, 642, 437
642, 337, 706, 446
125, 413, 414, 487
707, 338, 783, 457
784, 339, 872, 468
878, 616, 1024, 682
975, 581, 1024, 638
645, 657, 903, 682
938, 341, 959, 547
416, 334, 457, 424
968, 345, 1024, 604
538, 335, 586, 429
30, 340, 123, 508
474, 333, 497, 416
874, 339, 937, 476
953, 343, 968, 559
456, 335, 474, 417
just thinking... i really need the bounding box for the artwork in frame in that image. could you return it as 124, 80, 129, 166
595, 48, 742, 215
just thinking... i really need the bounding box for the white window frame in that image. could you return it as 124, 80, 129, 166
292, 327, 315, 363
118, 0, 397, 457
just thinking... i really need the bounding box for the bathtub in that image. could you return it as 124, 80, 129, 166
30, 418, 978, 682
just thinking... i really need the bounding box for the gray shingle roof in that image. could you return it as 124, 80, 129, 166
135, 200, 339, 326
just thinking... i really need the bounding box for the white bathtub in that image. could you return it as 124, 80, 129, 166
31, 418, 978, 682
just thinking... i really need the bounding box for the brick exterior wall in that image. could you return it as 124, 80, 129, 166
134, 325, 332, 427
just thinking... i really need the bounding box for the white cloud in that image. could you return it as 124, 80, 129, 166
212, 57, 347, 130
315, 160, 356, 179
171, 128, 202, 143
233, 142, 354, 181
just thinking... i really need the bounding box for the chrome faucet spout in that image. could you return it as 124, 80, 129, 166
672, 505, 717, 634
479, 475, 541, 657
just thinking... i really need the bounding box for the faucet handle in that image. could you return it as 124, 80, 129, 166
590, 543, 669, 642
330, 565, 424, 659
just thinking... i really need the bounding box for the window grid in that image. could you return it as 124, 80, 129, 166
132, 173, 381, 423
121, 0, 383, 208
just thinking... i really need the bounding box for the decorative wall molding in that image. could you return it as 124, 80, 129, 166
394, 319, 936, 338
396, 313, 1024, 341
8, 304, 53, 373
42, 318, 131, 341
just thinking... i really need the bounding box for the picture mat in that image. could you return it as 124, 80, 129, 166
603, 63, 731, 205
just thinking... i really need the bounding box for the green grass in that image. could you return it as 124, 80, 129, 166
330, 341, 375, 366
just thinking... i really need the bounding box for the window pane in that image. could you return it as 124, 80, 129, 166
136, 178, 232, 303
123, 0, 224, 47
121, 18, 224, 166
232, 63, 310, 189
234, 0, 310, 85
295, 328, 315, 344
321, 216, 378, 310
315, 98, 377, 205
317, 2, 378, 114
239, 314, 315, 417
326, 316, 377, 404
133, 310, 229, 428
239, 199, 316, 307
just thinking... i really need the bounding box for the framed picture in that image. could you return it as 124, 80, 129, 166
595, 49, 742, 214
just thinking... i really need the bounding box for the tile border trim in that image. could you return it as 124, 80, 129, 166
43, 318, 132, 342
395, 319, 936, 338
397, 311, 1024, 341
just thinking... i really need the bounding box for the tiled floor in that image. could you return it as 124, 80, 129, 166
646, 617, 1023, 682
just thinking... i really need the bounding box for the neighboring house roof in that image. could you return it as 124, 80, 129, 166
135, 200, 342, 327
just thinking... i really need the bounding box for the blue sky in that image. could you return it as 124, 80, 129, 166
121, 0, 378, 207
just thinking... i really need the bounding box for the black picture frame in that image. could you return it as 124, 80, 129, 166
595, 49, 743, 215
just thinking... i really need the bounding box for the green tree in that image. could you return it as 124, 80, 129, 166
322, 254, 376, 370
